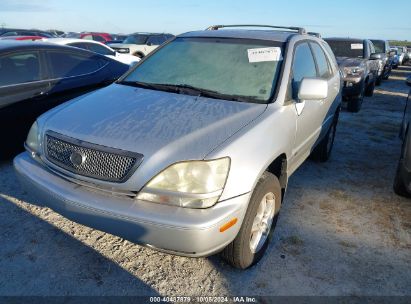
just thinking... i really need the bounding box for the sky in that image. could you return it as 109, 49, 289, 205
0, 0, 410, 40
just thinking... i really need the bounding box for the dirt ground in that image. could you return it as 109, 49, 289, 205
0, 65, 410, 297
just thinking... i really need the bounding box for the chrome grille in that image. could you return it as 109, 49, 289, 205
45, 132, 143, 183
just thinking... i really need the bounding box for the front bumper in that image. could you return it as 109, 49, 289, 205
342, 77, 363, 98
14, 152, 250, 257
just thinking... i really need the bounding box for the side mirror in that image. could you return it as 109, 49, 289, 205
370, 53, 383, 60
406, 76, 411, 87
298, 78, 328, 101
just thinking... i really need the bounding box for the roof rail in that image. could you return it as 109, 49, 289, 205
308, 32, 321, 38
206, 24, 306, 35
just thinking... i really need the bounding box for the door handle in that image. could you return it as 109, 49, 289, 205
33, 91, 47, 98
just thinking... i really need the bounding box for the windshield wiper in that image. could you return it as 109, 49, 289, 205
168, 84, 261, 103
118, 81, 180, 93
119, 81, 261, 103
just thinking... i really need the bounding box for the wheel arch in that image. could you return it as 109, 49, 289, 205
133, 51, 145, 58
265, 153, 288, 202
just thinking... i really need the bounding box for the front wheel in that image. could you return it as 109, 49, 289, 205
221, 172, 281, 269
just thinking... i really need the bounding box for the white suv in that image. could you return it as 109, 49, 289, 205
109, 33, 174, 58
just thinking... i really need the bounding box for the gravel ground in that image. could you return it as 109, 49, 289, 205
1, 65, 411, 297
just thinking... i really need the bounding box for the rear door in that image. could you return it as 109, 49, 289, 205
309, 41, 340, 137
0, 50, 49, 111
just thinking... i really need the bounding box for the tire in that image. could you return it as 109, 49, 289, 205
383, 67, 391, 80
365, 79, 375, 97
393, 162, 411, 198
221, 172, 281, 269
393, 131, 411, 198
133, 53, 144, 59
311, 115, 337, 162
347, 86, 364, 113
376, 75, 382, 86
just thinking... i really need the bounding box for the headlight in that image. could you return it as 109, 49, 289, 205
343, 66, 365, 76
117, 48, 129, 54
25, 121, 40, 155
137, 157, 230, 209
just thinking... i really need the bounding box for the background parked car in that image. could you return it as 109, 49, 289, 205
0, 41, 129, 158
391, 47, 405, 65
391, 49, 400, 69
394, 75, 411, 197
0, 36, 45, 41
105, 34, 128, 45
80, 32, 113, 43
108, 32, 174, 58
45, 38, 140, 66
325, 38, 381, 112
0, 28, 56, 38
370, 39, 393, 81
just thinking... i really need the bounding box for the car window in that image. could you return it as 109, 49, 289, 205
372, 40, 385, 53
2, 31, 18, 37
47, 51, 105, 78
147, 36, 162, 45
369, 42, 375, 54
67, 42, 90, 50
123, 34, 148, 45
325, 40, 364, 58
93, 35, 105, 42
0, 51, 41, 86
291, 42, 317, 98
310, 42, 331, 78
85, 43, 114, 56
320, 41, 338, 68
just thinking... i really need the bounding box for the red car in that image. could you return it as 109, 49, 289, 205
0, 35, 45, 41
80, 32, 113, 43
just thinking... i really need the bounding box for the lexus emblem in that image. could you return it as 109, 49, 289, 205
70, 151, 86, 166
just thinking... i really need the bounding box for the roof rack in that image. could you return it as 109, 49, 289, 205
206, 24, 306, 35
308, 32, 321, 38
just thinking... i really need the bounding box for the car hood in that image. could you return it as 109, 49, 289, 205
336, 56, 365, 68
42, 84, 267, 162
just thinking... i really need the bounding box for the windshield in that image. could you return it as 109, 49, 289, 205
325, 40, 364, 58
122, 37, 284, 103
397, 48, 403, 54
372, 40, 385, 53
123, 34, 148, 44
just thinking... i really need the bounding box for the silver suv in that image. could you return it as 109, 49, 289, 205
15, 25, 341, 269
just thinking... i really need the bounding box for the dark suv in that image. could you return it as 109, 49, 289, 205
325, 38, 381, 112
371, 39, 393, 82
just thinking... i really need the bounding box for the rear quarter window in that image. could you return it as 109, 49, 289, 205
310, 42, 332, 78
47, 51, 106, 78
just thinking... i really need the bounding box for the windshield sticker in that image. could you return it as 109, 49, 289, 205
351, 43, 363, 50
247, 47, 282, 63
